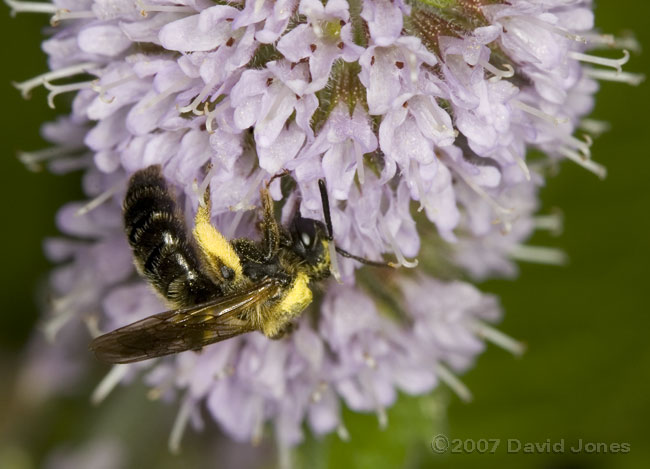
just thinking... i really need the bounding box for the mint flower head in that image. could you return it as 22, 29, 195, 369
8, 0, 642, 455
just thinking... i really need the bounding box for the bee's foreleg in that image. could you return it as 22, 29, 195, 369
259, 187, 281, 261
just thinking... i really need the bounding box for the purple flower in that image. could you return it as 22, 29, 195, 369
7, 0, 642, 457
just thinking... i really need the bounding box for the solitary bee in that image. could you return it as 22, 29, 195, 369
90, 165, 394, 363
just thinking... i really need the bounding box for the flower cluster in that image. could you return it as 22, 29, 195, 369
8, 0, 641, 452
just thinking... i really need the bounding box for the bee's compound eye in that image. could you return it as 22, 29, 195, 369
301, 232, 312, 248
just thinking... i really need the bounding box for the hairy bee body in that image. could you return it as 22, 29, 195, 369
91, 165, 335, 363
123, 167, 221, 306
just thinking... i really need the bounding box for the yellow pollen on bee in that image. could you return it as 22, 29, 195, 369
193, 202, 243, 279
262, 272, 313, 337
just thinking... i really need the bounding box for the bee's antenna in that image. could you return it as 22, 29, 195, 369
335, 247, 399, 268
317, 179, 398, 269
318, 179, 335, 241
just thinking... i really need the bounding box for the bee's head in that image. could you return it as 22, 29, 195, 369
289, 216, 329, 268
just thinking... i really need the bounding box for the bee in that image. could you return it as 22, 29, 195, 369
90, 165, 395, 363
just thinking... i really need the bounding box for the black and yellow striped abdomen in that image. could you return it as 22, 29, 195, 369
123, 166, 221, 306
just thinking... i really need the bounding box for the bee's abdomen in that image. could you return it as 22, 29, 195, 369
123, 166, 220, 306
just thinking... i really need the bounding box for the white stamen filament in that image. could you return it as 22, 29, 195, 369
137, 1, 195, 16
582, 33, 641, 53
169, 394, 194, 454
360, 369, 388, 429
353, 140, 365, 185
480, 59, 515, 82
82, 313, 102, 338
564, 134, 592, 159
436, 363, 472, 402
584, 68, 645, 86
178, 75, 220, 115
418, 96, 454, 136
559, 147, 607, 179
410, 161, 427, 212
509, 146, 531, 181
468, 320, 526, 356
13, 62, 99, 98
51, 8, 95, 25
43, 281, 95, 341
277, 431, 293, 469
5, 0, 96, 25
140, 76, 193, 112
378, 216, 418, 268
205, 99, 230, 134
533, 212, 564, 235
49, 284, 86, 314
75, 180, 125, 216
580, 119, 611, 136
337, 423, 350, 441
43, 80, 94, 108
328, 241, 343, 284
91, 74, 138, 104
18, 145, 82, 171
41, 308, 75, 343
455, 170, 513, 218
91, 364, 130, 405
509, 244, 568, 265
5, 0, 56, 15
513, 100, 568, 126
226, 172, 265, 238
569, 50, 630, 74
196, 163, 220, 205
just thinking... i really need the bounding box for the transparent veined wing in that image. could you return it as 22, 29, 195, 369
90, 278, 282, 364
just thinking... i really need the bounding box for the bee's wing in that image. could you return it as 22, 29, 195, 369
90, 279, 282, 364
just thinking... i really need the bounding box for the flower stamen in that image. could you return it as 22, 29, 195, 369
480, 59, 514, 82
328, 241, 343, 284
436, 363, 472, 402
353, 140, 365, 185
568, 50, 630, 74
137, 1, 195, 16
509, 244, 568, 265
558, 146, 607, 179
178, 76, 220, 115
43, 79, 94, 109
91, 364, 130, 405
141, 76, 193, 112
169, 393, 194, 454
75, 180, 125, 216
508, 146, 531, 181
18, 145, 83, 171
91, 74, 139, 104
512, 100, 568, 126
226, 171, 265, 238
584, 68, 645, 86
379, 216, 418, 268
580, 118, 611, 136
467, 320, 526, 356
533, 212, 564, 236
13, 62, 100, 99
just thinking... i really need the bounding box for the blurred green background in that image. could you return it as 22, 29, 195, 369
0, 2, 648, 468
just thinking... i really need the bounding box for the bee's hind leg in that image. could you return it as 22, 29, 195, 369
268, 321, 298, 340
